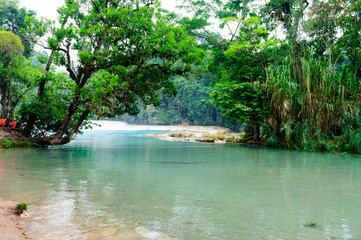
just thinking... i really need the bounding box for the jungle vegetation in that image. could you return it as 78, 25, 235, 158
0, 0, 360, 153
177, 0, 361, 152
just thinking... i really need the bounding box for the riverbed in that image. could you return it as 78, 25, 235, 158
1, 124, 361, 239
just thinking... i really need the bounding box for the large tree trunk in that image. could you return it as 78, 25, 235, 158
30, 106, 91, 146
0, 84, 9, 119
49, 96, 81, 143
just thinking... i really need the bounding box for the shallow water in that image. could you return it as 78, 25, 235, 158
1, 130, 361, 240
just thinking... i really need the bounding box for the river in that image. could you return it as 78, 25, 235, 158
1, 130, 361, 239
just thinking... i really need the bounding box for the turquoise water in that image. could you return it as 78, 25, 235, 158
1, 130, 361, 239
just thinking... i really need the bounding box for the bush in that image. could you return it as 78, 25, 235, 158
202, 131, 230, 141
1, 138, 16, 148
264, 56, 361, 153
18, 141, 35, 147
16, 203, 27, 215
1, 139, 37, 148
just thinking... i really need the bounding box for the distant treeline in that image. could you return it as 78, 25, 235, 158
112, 75, 242, 130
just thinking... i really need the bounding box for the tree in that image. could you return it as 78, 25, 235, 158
20, 0, 204, 145
0, 31, 22, 118
0, 0, 37, 57
176, 1, 279, 139
337, 0, 361, 78
177, 0, 254, 50
260, 0, 310, 82
263, 0, 361, 152
0, 31, 43, 121
208, 17, 278, 139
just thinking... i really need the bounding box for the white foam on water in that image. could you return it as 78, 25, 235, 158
136, 226, 163, 239
141, 231, 162, 239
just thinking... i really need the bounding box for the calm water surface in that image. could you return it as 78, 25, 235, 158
1, 130, 361, 240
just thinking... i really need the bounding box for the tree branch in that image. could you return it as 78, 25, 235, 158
64, 40, 78, 83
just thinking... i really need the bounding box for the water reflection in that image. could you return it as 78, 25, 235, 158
1, 131, 361, 240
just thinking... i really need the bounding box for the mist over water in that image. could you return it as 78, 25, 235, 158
1, 130, 361, 239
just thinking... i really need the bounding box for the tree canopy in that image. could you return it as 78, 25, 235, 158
1, 0, 204, 145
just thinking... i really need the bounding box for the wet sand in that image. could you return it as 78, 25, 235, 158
0, 198, 29, 240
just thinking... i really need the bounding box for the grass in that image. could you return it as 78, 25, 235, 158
1, 138, 17, 148
1, 138, 37, 149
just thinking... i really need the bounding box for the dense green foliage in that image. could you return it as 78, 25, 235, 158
177, 0, 361, 152
0, 0, 204, 145
0, 30, 41, 119
120, 74, 234, 127
0, 0, 360, 153
207, 17, 278, 138
265, 56, 361, 152
0, 0, 37, 56
1, 138, 35, 148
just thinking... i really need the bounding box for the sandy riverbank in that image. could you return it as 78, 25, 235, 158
89, 120, 228, 132
0, 198, 29, 240
88, 120, 240, 143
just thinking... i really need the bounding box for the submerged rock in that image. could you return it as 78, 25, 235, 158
304, 222, 320, 228
196, 139, 215, 143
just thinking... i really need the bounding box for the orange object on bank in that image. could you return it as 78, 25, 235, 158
10, 121, 16, 129
0, 119, 17, 129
